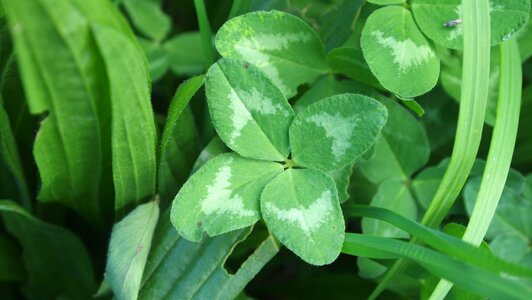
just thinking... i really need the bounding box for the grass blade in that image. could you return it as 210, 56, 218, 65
93, 24, 158, 216
370, 0, 492, 297
343, 233, 531, 300
194, 0, 215, 66
346, 205, 532, 278
157, 76, 203, 208
430, 38, 523, 300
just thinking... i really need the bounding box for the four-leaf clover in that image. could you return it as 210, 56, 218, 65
171, 58, 387, 265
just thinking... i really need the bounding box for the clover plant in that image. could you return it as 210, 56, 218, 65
171, 44, 387, 264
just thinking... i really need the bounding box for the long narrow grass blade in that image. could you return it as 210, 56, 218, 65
343, 233, 531, 300
370, 0, 492, 297
430, 38, 523, 300
346, 205, 532, 278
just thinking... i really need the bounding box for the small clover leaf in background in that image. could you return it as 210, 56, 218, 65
411, 0, 530, 50
362, 180, 418, 239
290, 94, 388, 172
171, 153, 283, 242
361, 6, 440, 98
261, 169, 345, 266
215, 10, 329, 98
205, 58, 294, 161
121, 0, 171, 41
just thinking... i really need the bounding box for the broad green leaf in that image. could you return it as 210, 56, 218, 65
361, 6, 440, 98
215, 10, 328, 98
362, 180, 417, 239
0, 15, 39, 202
358, 97, 430, 184
327, 47, 383, 90
290, 94, 387, 171
0, 103, 30, 207
164, 32, 208, 76
490, 234, 529, 264
411, 0, 531, 50
205, 58, 294, 161
140, 213, 278, 299
328, 164, 354, 203
2, 0, 125, 225
293, 76, 372, 114
0, 234, 24, 281
261, 169, 344, 265
138, 38, 169, 81
106, 200, 159, 300
0, 200, 96, 299
122, 0, 171, 41
93, 24, 157, 214
158, 76, 203, 207
171, 153, 283, 241
319, 0, 363, 51
368, 0, 405, 5
464, 177, 532, 241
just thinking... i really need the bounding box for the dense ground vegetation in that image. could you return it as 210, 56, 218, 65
0, 0, 531, 299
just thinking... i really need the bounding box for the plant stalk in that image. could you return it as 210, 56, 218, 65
193, 0, 215, 66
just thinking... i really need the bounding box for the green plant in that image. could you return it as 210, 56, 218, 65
1, 0, 532, 299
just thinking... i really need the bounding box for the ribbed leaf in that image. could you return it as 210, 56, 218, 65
139, 211, 279, 299
93, 24, 157, 215
2, 0, 126, 225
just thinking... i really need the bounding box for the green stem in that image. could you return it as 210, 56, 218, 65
193, 0, 214, 66
228, 0, 243, 20
429, 38, 522, 300
369, 0, 491, 298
